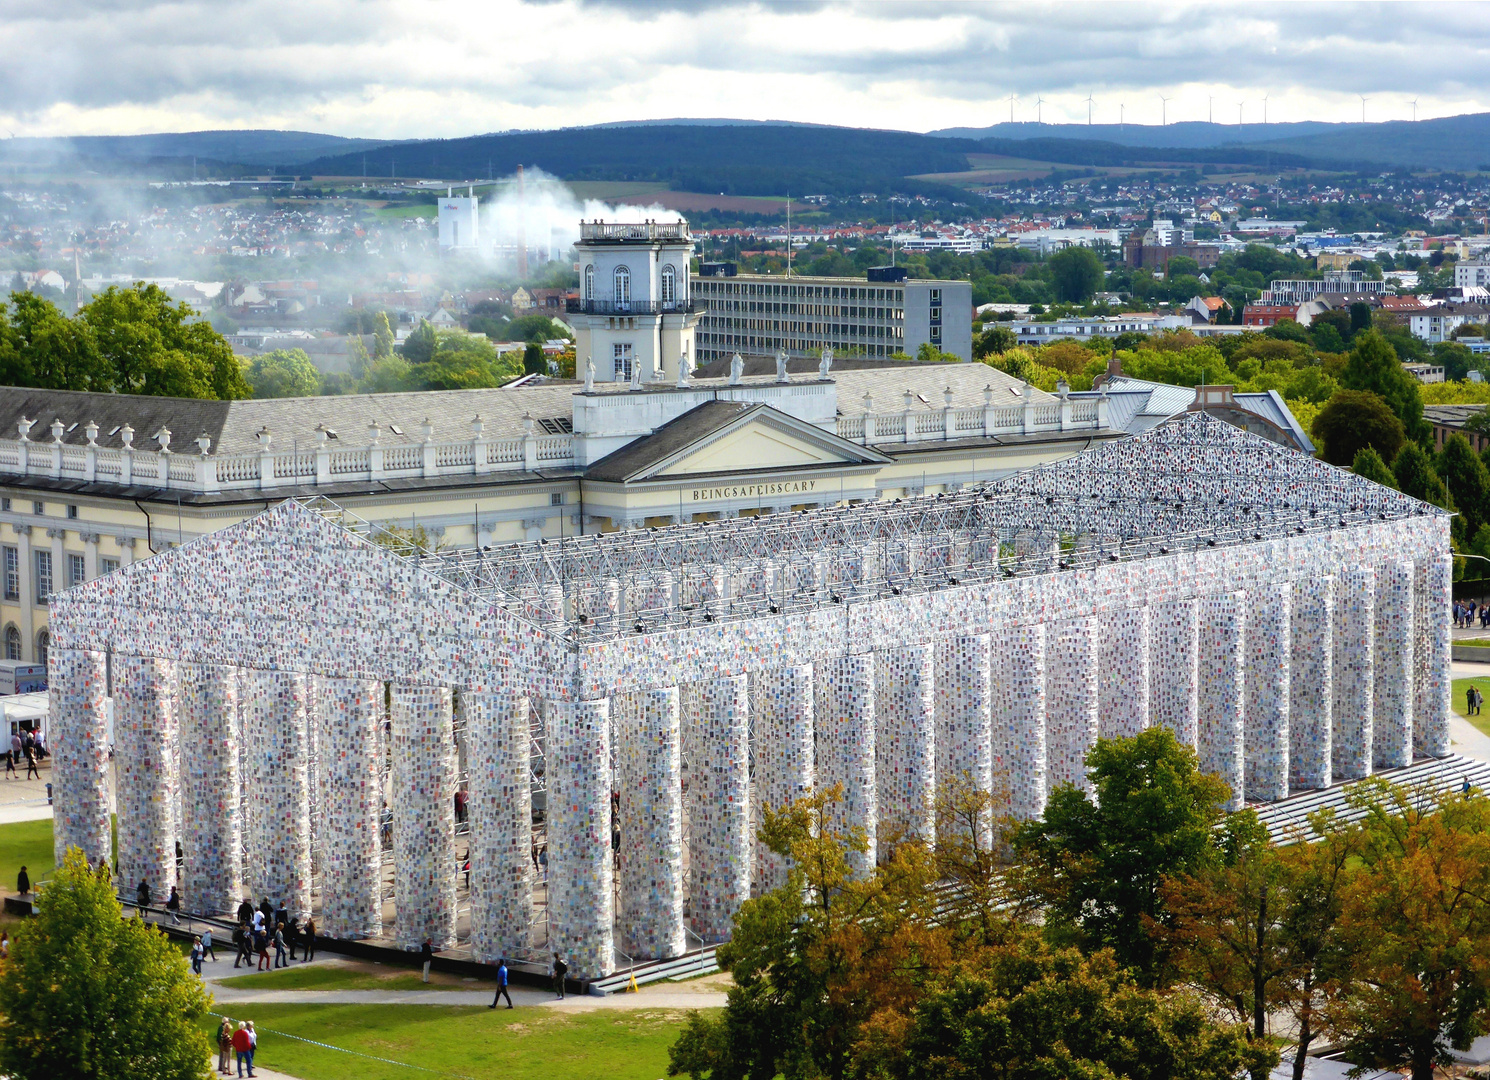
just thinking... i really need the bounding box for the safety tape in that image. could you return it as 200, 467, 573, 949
208, 1012, 482, 1080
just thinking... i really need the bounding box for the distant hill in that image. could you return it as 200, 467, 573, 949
932, 119, 1342, 149
0, 130, 396, 169
299, 124, 980, 197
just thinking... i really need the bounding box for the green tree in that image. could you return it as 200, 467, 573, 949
400, 320, 438, 365
974, 325, 1016, 357
1046, 246, 1105, 304
523, 341, 547, 375
80, 284, 248, 400
1341, 329, 1427, 442
1392, 442, 1455, 515
1311, 390, 1406, 467
507, 313, 568, 341
1438, 433, 1490, 537
1166, 255, 1200, 280
1011, 728, 1233, 985
0, 848, 213, 1080
1311, 322, 1346, 354
1, 291, 108, 391
372, 311, 395, 359
1351, 446, 1400, 489
1433, 340, 1476, 382
243, 348, 320, 399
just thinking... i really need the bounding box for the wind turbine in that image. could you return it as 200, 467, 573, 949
1160, 95, 1170, 126
1410, 97, 1419, 122
1035, 95, 1045, 124
1120, 102, 1125, 129
1359, 94, 1368, 123
1237, 101, 1244, 125
1086, 93, 1094, 125
1008, 92, 1016, 124
1208, 95, 1213, 124
1263, 93, 1269, 125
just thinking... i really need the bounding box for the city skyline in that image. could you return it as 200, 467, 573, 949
3, 1, 1490, 139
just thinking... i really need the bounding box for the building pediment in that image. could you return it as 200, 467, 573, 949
584, 401, 890, 485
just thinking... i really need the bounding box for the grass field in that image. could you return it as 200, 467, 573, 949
198, 1003, 706, 1080
218, 962, 486, 992
371, 204, 437, 220
1451, 676, 1490, 739
0, 817, 59, 893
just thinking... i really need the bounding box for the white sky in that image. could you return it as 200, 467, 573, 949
3, 0, 1488, 137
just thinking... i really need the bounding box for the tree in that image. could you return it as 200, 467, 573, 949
1351, 446, 1399, 489
243, 348, 320, 399
523, 341, 547, 375
852, 931, 1276, 1080
1310, 389, 1406, 467
400, 320, 438, 365
80, 284, 248, 400
1046, 247, 1105, 304
2, 291, 108, 392
1166, 255, 1200, 280
1011, 728, 1233, 985
372, 311, 395, 359
1439, 433, 1490, 538
1433, 340, 1476, 382
1325, 786, 1490, 1080
1392, 442, 1455, 515
507, 313, 567, 342
1340, 329, 1427, 441
974, 326, 1016, 357
0, 848, 213, 1080
1310, 322, 1345, 354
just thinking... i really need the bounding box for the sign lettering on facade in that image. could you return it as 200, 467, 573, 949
690, 479, 819, 502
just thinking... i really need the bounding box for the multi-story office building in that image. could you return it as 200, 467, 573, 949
692, 266, 974, 364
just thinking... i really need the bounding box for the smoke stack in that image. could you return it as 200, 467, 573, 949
516, 165, 529, 279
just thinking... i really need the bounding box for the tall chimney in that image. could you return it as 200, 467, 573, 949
516, 165, 529, 279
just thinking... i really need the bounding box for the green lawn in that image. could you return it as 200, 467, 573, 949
371, 204, 436, 220
0, 818, 58, 894
198, 1003, 707, 1080
1451, 676, 1490, 739
1458, 638, 1490, 648
218, 963, 483, 992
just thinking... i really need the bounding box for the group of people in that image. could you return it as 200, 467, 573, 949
215, 1018, 257, 1078
1455, 598, 1490, 628
4, 728, 43, 780
1469, 685, 1485, 716
189, 929, 219, 973
231, 898, 316, 971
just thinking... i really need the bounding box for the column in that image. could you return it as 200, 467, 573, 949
179, 663, 243, 914
685, 675, 751, 942
14, 526, 32, 660
1414, 555, 1452, 758
50, 648, 110, 868
115, 656, 178, 899
1333, 568, 1375, 781
245, 671, 312, 920
997, 623, 1047, 821
935, 634, 993, 844
391, 684, 457, 950
466, 690, 534, 963
1374, 561, 1414, 771
83, 532, 99, 581
1245, 584, 1291, 803
618, 687, 685, 960
752, 665, 815, 892
815, 654, 876, 878
1046, 618, 1099, 797
548, 697, 614, 981
317, 677, 384, 942
1098, 607, 1150, 739
1199, 593, 1246, 811
1290, 576, 1334, 790
1150, 599, 1200, 749
875, 645, 935, 860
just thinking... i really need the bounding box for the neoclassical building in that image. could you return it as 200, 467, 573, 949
47, 414, 1450, 979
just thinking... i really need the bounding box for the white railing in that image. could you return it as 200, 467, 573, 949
836, 392, 1110, 446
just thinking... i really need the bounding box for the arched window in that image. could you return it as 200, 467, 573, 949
614, 265, 631, 306
583, 264, 594, 301
35, 629, 48, 668
3, 625, 19, 661
661, 264, 676, 305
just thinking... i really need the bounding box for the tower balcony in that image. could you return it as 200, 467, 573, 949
578, 220, 692, 242
566, 298, 702, 315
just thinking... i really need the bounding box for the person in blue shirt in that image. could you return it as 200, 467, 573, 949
490, 958, 514, 1009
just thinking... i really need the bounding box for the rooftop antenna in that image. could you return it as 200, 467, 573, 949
1086, 93, 1094, 125
1410, 97, 1419, 122
1160, 95, 1170, 126
1035, 95, 1045, 124
1359, 94, 1368, 123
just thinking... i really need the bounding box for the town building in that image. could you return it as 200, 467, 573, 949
1455, 261, 1490, 290
1241, 303, 1300, 328
1408, 305, 1490, 343
1262, 271, 1389, 305
437, 189, 480, 253
1425, 404, 1490, 454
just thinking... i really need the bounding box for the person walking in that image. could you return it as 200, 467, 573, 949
286, 916, 299, 961
216, 1017, 234, 1075
420, 939, 433, 983
136, 878, 151, 912
231, 1021, 254, 1078
191, 937, 204, 975
166, 885, 182, 924
489, 957, 514, 1009
3, 744, 15, 779
237, 897, 255, 925
246, 1021, 257, 1076
302, 916, 316, 962
202, 927, 217, 961
255, 927, 271, 971
9, 732, 20, 776
234, 923, 253, 968
22, 738, 38, 780
552, 953, 568, 999
1469, 685, 1477, 716
273, 923, 288, 969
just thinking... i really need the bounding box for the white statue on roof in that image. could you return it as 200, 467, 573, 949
584, 357, 594, 393
776, 349, 789, 383
677, 349, 693, 389
819, 346, 833, 378
729, 352, 744, 385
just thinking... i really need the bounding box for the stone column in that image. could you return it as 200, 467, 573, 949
815, 654, 877, 878
179, 663, 243, 913
391, 684, 457, 950
875, 644, 935, 860
1098, 606, 1150, 740
317, 677, 385, 941
1290, 576, 1334, 790
548, 697, 614, 981
752, 665, 815, 892
935, 634, 993, 843
1046, 618, 1099, 797
1333, 568, 1375, 781
1245, 584, 1291, 804
244, 670, 312, 920
115, 656, 178, 899
684, 675, 751, 942
82, 532, 99, 581
1150, 599, 1200, 749
50, 647, 110, 869
14, 526, 33, 660
998, 624, 1047, 821
1374, 561, 1414, 771
1199, 593, 1246, 811
618, 687, 685, 960
465, 690, 533, 963
1414, 555, 1452, 758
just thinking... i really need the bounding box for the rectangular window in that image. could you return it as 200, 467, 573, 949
549, 492, 564, 507
1, 497, 10, 512
34, 550, 51, 604
32, 502, 43, 516
931, 325, 942, 343
930, 289, 941, 304
69, 553, 86, 589
100, 557, 120, 577
67, 504, 78, 519
2, 546, 16, 601
612, 342, 633, 382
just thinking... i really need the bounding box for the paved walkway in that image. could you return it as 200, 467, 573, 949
1450, 660, 1490, 762
0, 761, 54, 823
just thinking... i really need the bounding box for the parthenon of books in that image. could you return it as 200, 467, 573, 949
46, 413, 1452, 979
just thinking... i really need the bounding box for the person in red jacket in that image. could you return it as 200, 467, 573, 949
231, 1022, 255, 1078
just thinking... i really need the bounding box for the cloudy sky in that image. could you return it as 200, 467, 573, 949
4, 0, 1489, 138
